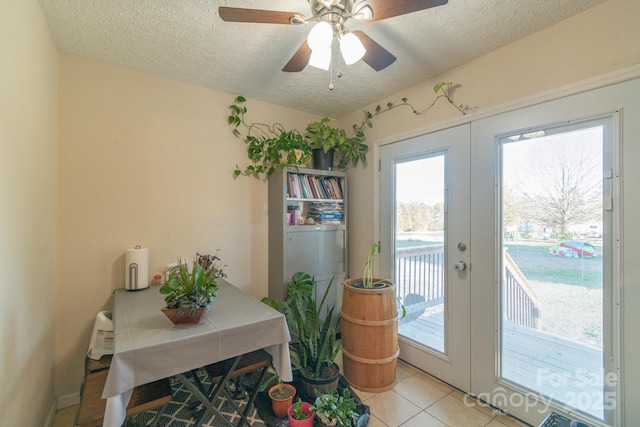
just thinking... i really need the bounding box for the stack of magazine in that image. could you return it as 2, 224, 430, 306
308, 202, 344, 224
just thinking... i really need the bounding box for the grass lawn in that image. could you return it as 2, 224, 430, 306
505, 242, 603, 289
506, 241, 603, 347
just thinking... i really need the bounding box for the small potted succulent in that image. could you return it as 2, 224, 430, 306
159, 251, 226, 324
312, 389, 359, 427
287, 399, 314, 427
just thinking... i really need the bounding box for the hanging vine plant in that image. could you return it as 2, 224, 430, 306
227, 82, 470, 177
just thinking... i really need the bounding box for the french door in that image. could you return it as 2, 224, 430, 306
380, 124, 471, 391
471, 106, 620, 426
380, 82, 626, 426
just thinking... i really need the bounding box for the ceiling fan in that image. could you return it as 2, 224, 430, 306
218, 0, 448, 72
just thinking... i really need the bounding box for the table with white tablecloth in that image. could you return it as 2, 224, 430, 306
101, 279, 292, 427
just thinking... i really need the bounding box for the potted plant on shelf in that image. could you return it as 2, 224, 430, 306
264, 272, 341, 398
227, 84, 469, 177
312, 389, 359, 427
227, 97, 312, 177
341, 243, 402, 391
305, 117, 368, 171
287, 399, 314, 427
159, 251, 226, 324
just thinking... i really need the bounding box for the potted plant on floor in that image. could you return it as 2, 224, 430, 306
342, 243, 402, 391
159, 251, 226, 324
259, 366, 297, 417
265, 272, 341, 398
287, 399, 314, 427
312, 389, 359, 427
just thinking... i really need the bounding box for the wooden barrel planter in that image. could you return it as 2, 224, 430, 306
341, 278, 399, 392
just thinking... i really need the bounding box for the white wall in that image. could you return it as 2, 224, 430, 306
0, 0, 59, 425
55, 55, 319, 398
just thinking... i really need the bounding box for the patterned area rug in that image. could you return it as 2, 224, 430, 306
132, 372, 369, 427
133, 373, 267, 427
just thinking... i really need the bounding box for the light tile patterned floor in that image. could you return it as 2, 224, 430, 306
351, 360, 528, 427
54, 359, 529, 427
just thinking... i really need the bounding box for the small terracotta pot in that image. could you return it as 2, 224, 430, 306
269, 383, 296, 417
287, 401, 314, 427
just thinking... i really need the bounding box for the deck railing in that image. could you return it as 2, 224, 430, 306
395, 245, 445, 323
395, 245, 541, 329
503, 250, 541, 329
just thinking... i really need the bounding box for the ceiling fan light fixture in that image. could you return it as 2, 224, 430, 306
307, 21, 333, 50
354, 4, 373, 20
308, 47, 332, 70
339, 31, 366, 65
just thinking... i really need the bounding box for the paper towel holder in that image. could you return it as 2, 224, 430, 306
126, 245, 149, 291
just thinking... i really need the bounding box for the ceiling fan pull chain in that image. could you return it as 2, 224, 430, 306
329, 49, 335, 90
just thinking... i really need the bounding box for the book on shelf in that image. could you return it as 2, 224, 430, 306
286, 173, 344, 200
308, 201, 344, 224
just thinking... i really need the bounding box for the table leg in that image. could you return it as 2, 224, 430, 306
176, 355, 242, 427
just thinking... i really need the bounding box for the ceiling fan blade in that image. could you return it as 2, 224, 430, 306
219, 7, 304, 24
282, 41, 312, 72
352, 31, 397, 71
355, 0, 447, 22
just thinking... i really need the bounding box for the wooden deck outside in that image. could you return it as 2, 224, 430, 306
398, 312, 604, 419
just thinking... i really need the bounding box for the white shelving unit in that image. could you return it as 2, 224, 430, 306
268, 167, 347, 317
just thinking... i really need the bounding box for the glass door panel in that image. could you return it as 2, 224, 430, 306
396, 155, 446, 353
499, 122, 611, 422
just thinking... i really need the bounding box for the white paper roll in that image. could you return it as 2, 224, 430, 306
125, 246, 148, 290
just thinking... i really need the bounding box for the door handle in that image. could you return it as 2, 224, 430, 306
454, 261, 467, 272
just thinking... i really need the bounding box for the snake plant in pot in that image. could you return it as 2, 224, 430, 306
264, 272, 341, 398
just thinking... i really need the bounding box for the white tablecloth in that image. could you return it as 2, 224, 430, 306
102, 279, 292, 427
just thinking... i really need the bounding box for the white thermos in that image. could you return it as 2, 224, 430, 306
125, 245, 149, 290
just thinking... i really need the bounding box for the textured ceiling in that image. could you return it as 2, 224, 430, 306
38, 0, 606, 117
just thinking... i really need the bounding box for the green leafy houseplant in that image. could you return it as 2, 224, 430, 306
283, 272, 341, 379
361, 242, 383, 288
354, 243, 406, 315
305, 117, 368, 170
312, 389, 359, 427
263, 272, 341, 381
290, 399, 312, 420
159, 252, 226, 316
228, 96, 310, 177
227, 83, 469, 177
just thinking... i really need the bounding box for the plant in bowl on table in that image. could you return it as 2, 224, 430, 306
159, 251, 226, 324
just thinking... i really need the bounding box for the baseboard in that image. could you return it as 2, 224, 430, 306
44, 401, 56, 427
57, 391, 80, 409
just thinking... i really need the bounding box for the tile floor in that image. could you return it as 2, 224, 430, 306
53, 360, 528, 427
